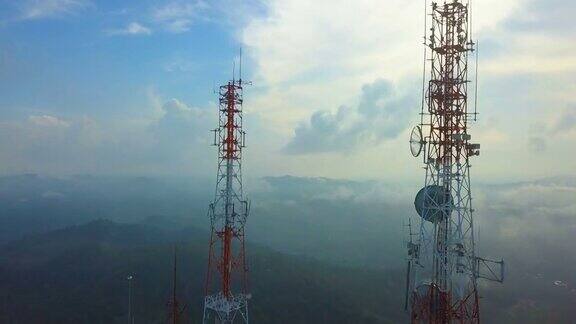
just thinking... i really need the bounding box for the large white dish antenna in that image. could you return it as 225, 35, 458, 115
414, 185, 452, 223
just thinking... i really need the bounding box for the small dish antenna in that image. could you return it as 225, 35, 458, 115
410, 125, 424, 157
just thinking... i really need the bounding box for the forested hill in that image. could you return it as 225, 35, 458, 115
0, 219, 406, 323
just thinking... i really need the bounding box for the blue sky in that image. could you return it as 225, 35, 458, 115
0, 0, 246, 118
0, 0, 574, 181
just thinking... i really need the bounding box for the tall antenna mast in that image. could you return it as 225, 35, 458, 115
172, 247, 177, 324
167, 246, 184, 324
406, 1, 504, 323
203, 54, 251, 324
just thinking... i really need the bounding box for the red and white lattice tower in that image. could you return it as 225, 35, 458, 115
406, 1, 503, 323
203, 63, 250, 324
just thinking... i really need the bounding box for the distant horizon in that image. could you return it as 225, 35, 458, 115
0, 171, 574, 185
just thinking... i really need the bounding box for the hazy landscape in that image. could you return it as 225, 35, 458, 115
0, 174, 573, 323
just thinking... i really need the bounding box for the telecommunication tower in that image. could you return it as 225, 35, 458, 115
203, 55, 251, 324
406, 1, 504, 323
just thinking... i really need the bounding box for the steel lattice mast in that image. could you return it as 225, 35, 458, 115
203, 62, 250, 324
406, 1, 503, 323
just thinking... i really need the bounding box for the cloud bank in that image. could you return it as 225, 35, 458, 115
107, 22, 152, 36
0, 98, 214, 176
151, 0, 209, 33
285, 79, 415, 154
17, 0, 92, 20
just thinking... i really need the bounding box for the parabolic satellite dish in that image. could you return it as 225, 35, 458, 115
414, 185, 452, 223
410, 126, 424, 157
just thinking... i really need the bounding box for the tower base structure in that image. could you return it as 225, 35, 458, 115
203, 293, 249, 324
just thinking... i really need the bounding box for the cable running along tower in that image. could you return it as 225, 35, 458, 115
203, 56, 250, 324
406, 1, 503, 323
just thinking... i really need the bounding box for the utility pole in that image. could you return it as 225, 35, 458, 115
127, 275, 134, 324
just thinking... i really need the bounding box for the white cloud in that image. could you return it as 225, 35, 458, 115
28, 115, 70, 128
232, 0, 576, 179
165, 19, 193, 33
18, 0, 92, 20
482, 34, 576, 76
164, 58, 196, 73
240, 0, 522, 136
285, 79, 415, 154
161, 98, 202, 115
526, 106, 576, 153
152, 98, 213, 146
107, 22, 152, 36
0, 97, 216, 176
243, 0, 520, 85
550, 107, 576, 136
478, 178, 576, 243
105, 1, 209, 36
152, 1, 209, 33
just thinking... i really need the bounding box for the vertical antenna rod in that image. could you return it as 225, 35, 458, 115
239, 48, 243, 83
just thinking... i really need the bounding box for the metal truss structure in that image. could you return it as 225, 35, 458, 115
406, 1, 503, 323
203, 69, 250, 324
